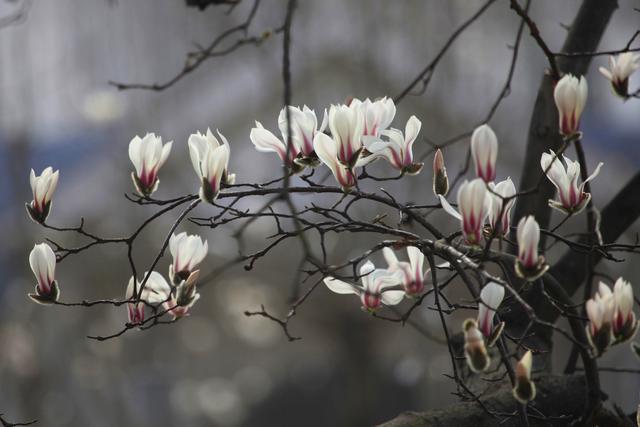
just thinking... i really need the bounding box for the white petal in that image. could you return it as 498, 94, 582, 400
324, 277, 358, 295
438, 195, 462, 220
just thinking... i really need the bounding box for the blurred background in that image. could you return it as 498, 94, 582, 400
0, 0, 639, 426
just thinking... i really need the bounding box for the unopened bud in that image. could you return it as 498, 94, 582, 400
463, 319, 490, 373
432, 149, 449, 196
512, 350, 536, 403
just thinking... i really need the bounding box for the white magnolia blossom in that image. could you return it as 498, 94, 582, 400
29, 243, 59, 303
513, 350, 536, 403
463, 318, 490, 373
27, 167, 60, 223
351, 97, 396, 138
313, 133, 357, 190
598, 52, 640, 98
128, 133, 173, 196
477, 282, 505, 338
540, 150, 602, 215
328, 103, 365, 167
488, 178, 516, 236
324, 260, 404, 311
383, 246, 428, 296
126, 271, 170, 325
585, 282, 616, 355
612, 277, 636, 340
362, 115, 423, 174
146, 270, 201, 320
553, 74, 588, 138
250, 106, 327, 170
169, 232, 208, 285
439, 178, 490, 245
471, 124, 498, 182
514, 215, 548, 281
432, 148, 449, 196
188, 129, 236, 204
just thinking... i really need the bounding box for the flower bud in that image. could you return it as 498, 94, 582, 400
553, 74, 587, 138
28, 243, 60, 305
432, 149, 449, 196
463, 319, 490, 373
26, 167, 59, 224
515, 216, 548, 281
471, 124, 498, 182
478, 282, 505, 341
513, 350, 536, 403
598, 52, 640, 99
128, 133, 172, 197
172, 270, 201, 319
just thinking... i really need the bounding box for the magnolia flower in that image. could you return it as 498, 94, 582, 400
439, 178, 490, 245
324, 260, 404, 311
515, 216, 548, 281
313, 133, 357, 190
328, 103, 364, 167
189, 129, 236, 204
488, 178, 516, 236
362, 115, 423, 175
250, 106, 327, 171
612, 277, 637, 343
351, 97, 396, 138
128, 133, 172, 197
553, 74, 587, 138
27, 167, 60, 224
599, 52, 640, 98
586, 282, 615, 356
251, 121, 300, 168
513, 350, 536, 403
382, 245, 428, 296
146, 270, 201, 320
432, 149, 449, 196
471, 124, 498, 182
540, 150, 602, 215
477, 282, 505, 343
463, 318, 490, 373
125, 271, 172, 325
28, 243, 59, 304
169, 232, 208, 286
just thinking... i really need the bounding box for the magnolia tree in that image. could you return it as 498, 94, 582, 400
6, 0, 640, 426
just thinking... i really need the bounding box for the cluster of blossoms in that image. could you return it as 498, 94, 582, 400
323, 246, 429, 311
585, 278, 637, 356
250, 97, 424, 190
27, 127, 235, 320
23, 51, 638, 408
124, 231, 208, 325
